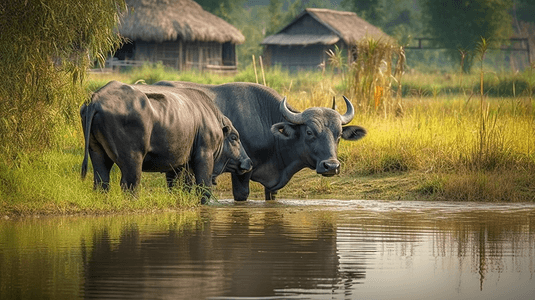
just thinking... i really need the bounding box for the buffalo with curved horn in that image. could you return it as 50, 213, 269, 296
154, 81, 367, 201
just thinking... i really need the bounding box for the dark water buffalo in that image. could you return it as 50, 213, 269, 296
80, 81, 252, 203
154, 81, 366, 201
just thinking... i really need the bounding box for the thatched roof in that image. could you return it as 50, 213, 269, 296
262, 8, 392, 46
119, 0, 245, 44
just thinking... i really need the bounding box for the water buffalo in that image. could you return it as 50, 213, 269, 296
80, 81, 252, 203
154, 81, 366, 201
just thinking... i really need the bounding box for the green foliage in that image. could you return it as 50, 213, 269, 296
194, 0, 246, 18
478, 75, 533, 97
222, 5, 266, 68
422, 0, 514, 72
264, 0, 304, 36
266, 0, 285, 36
233, 64, 293, 91
344, 37, 405, 115
341, 0, 384, 25
512, 0, 535, 23
0, 149, 199, 215
0, 0, 126, 159
398, 71, 535, 98
87, 64, 324, 95
126, 62, 180, 85
416, 175, 445, 196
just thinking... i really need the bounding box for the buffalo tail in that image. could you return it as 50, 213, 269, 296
81, 103, 97, 180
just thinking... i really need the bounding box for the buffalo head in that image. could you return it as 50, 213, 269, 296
214, 115, 253, 177
271, 96, 366, 176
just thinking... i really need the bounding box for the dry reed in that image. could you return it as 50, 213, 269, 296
342, 37, 405, 117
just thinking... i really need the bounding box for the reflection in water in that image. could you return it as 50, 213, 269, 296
83, 208, 341, 299
0, 200, 534, 299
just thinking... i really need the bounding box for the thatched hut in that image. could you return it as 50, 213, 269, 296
261, 8, 392, 71
115, 0, 245, 71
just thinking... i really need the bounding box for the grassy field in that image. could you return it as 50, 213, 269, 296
213, 70, 535, 202
1, 64, 534, 217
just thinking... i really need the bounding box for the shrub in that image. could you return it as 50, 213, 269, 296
0, 0, 125, 161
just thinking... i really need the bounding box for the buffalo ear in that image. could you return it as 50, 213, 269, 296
342, 125, 366, 141
271, 122, 298, 139
145, 93, 166, 101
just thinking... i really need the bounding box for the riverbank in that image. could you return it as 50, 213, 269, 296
213, 168, 535, 202
0, 149, 200, 218
2, 146, 532, 218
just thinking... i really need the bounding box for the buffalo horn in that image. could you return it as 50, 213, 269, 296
280, 97, 305, 124
331, 96, 336, 110
340, 96, 355, 125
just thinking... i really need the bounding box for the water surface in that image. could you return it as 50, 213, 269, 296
1, 199, 534, 299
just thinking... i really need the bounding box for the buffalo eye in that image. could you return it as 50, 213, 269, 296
231, 134, 238, 141
306, 129, 313, 136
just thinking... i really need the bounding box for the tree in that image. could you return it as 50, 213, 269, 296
193, 0, 236, 13
0, 0, 126, 157
341, 0, 384, 26
422, 0, 514, 72
194, 0, 246, 21
266, 0, 285, 36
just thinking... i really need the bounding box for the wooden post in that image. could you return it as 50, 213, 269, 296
259, 56, 266, 86
252, 55, 259, 84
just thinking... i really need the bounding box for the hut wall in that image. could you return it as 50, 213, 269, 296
185, 41, 222, 70
267, 44, 328, 71
133, 40, 230, 70
135, 40, 183, 69
265, 41, 349, 72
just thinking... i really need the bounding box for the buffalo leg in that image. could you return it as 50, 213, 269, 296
265, 188, 277, 201
119, 166, 142, 192
231, 173, 251, 201
165, 167, 185, 190
89, 147, 114, 191
165, 170, 177, 190
191, 153, 214, 204
166, 166, 193, 191
117, 153, 143, 192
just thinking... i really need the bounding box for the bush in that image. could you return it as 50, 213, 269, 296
0, 0, 125, 161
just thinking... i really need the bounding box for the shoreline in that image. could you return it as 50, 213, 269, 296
4, 170, 533, 219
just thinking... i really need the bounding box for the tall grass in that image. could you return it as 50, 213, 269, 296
3, 56, 535, 214
339, 38, 406, 117
0, 148, 199, 216
278, 37, 534, 201
85, 62, 535, 202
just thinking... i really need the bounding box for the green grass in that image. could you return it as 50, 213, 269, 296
87, 63, 325, 94
212, 92, 535, 202
0, 148, 199, 216
2, 65, 535, 217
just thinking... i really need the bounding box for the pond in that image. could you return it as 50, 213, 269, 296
1, 199, 535, 299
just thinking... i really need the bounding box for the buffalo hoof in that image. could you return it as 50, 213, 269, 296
200, 192, 211, 205
265, 190, 277, 201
